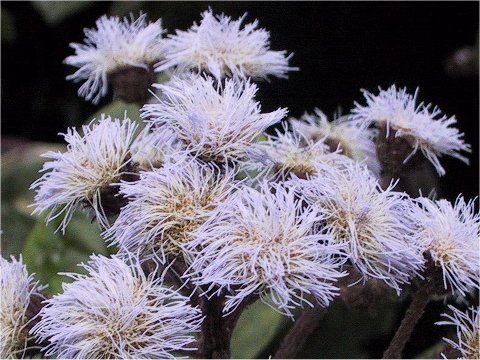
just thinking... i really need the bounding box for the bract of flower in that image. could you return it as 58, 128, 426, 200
105, 158, 239, 263
129, 125, 183, 171
142, 74, 286, 162
290, 108, 380, 176
244, 122, 353, 181
185, 182, 346, 316
30, 115, 139, 232
1, 256, 45, 359
156, 9, 296, 80
31, 255, 203, 359
437, 305, 480, 359
350, 85, 471, 176
65, 13, 166, 103
411, 196, 479, 297
296, 162, 424, 293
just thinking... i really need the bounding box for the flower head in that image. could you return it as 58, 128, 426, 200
411, 196, 479, 296
31, 255, 202, 359
30, 115, 139, 232
105, 158, 239, 262
290, 109, 380, 176
1, 256, 45, 359
65, 14, 165, 103
156, 9, 296, 80
142, 75, 286, 162
245, 122, 353, 181
350, 85, 471, 176
296, 162, 424, 293
437, 305, 480, 359
185, 182, 346, 316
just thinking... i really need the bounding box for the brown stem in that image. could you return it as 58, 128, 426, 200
273, 304, 327, 359
197, 294, 258, 359
382, 285, 432, 359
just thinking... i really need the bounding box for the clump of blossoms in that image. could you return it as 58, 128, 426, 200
0, 256, 45, 359
244, 122, 352, 181
410, 196, 480, 296
143, 74, 287, 162
105, 158, 239, 262
351, 85, 471, 176
290, 109, 381, 176
185, 182, 346, 316
31, 255, 202, 359
7, 8, 475, 360
65, 13, 166, 104
295, 162, 425, 293
156, 9, 296, 80
436, 305, 480, 359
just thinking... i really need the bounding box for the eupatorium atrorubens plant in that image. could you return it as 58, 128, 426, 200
2, 8, 477, 360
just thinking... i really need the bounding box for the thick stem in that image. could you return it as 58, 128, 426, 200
382, 285, 432, 359
273, 304, 327, 359
197, 295, 258, 359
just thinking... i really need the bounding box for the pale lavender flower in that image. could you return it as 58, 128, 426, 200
65, 14, 166, 103
0, 256, 45, 359
411, 196, 480, 296
244, 122, 353, 181
350, 85, 471, 176
185, 182, 346, 316
31, 255, 202, 359
156, 9, 296, 80
30, 115, 138, 231
290, 109, 380, 176
437, 305, 480, 359
142, 74, 286, 162
296, 162, 425, 293
105, 158, 239, 262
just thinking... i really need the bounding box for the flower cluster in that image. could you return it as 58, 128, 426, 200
31, 255, 202, 359
0, 256, 44, 359
351, 85, 471, 176
185, 182, 346, 315
410, 196, 480, 296
295, 162, 424, 293
66, 14, 166, 103
143, 74, 287, 162
156, 9, 296, 80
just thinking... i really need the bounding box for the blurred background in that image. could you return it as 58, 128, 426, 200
1, 2, 478, 359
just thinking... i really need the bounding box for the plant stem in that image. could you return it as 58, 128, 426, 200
382, 284, 432, 359
273, 304, 327, 359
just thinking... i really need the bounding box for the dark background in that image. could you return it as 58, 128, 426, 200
1, 2, 479, 358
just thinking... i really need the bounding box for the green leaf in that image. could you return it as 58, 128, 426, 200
22, 213, 107, 296
231, 300, 285, 359
91, 100, 144, 129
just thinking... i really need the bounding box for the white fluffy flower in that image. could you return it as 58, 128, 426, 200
31, 255, 202, 359
296, 162, 424, 293
350, 85, 471, 176
411, 196, 479, 296
185, 182, 346, 316
1, 256, 45, 359
30, 115, 139, 232
156, 9, 296, 80
105, 159, 239, 262
245, 122, 353, 181
437, 305, 480, 359
142, 75, 286, 162
290, 109, 380, 176
65, 13, 166, 103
